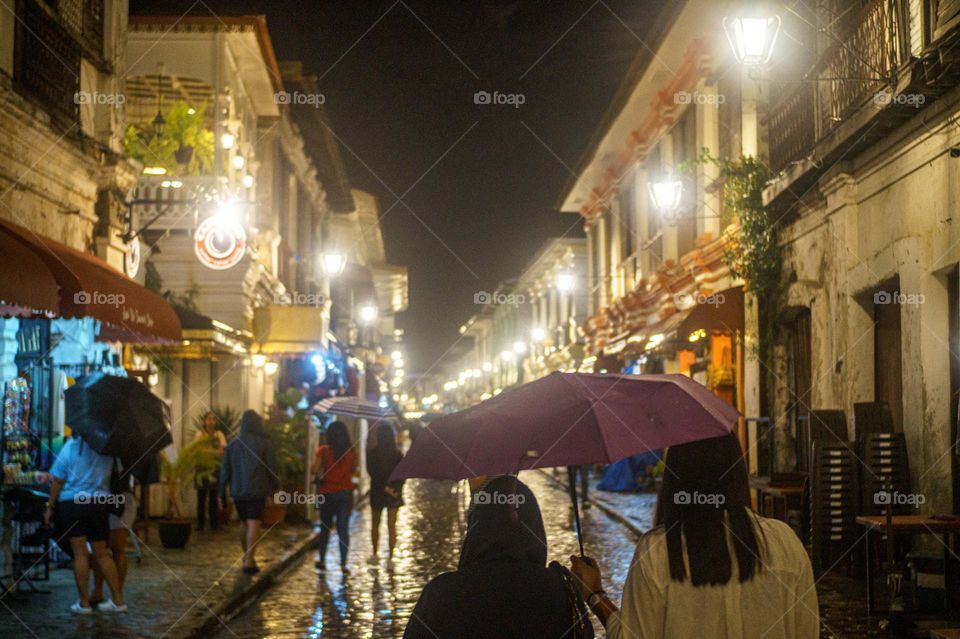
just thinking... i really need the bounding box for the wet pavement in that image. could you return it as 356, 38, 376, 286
214, 471, 645, 638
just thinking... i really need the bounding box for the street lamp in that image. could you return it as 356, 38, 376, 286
501, 350, 515, 362
531, 327, 546, 342
512, 340, 527, 355
220, 132, 236, 149
359, 304, 378, 324
556, 272, 576, 293
649, 177, 684, 214
321, 251, 346, 276
723, 12, 781, 66
264, 361, 279, 375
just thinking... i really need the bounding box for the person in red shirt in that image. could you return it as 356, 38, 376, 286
311, 421, 357, 573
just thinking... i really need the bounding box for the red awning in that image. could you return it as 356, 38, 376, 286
0, 217, 181, 342
0, 225, 60, 317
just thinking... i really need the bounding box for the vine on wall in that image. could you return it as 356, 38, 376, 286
688, 151, 782, 410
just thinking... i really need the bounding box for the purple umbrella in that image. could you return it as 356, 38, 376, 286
391, 372, 740, 553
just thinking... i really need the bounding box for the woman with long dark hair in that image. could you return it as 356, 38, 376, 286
571, 432, 818, 638
312, 420, 357, 573
366, 422, 404, 562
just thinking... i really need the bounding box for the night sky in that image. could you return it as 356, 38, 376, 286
132, 0, 666, 373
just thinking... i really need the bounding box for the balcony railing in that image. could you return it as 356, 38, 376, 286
132, 175, 229, 232
766, 0, 909, 176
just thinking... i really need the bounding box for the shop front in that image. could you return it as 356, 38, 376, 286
1, 215, 181, 583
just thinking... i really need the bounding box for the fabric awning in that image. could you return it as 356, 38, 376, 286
253, 305, 328, 355
0, 217, 181, 342
0, 223, 60, 317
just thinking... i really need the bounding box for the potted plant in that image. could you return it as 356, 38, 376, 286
262, 389, 309, 524
158, 437, 221, 548
124, 100, 215, 176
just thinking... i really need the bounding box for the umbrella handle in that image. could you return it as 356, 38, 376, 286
567, 466, 585, 557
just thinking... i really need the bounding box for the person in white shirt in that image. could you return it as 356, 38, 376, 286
571, 432, 819, 639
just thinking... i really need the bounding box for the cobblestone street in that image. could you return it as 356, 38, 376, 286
214, 471, 649, 638
0, 521, 314, 639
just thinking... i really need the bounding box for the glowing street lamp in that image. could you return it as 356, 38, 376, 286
501, 350, 515, 362
512, 340, 527, 355
531, 327, 546, 343
321, 251, 346, 276
649, 177, 684, 214
359, 304, 378, 324
723, 12, 781, 66
220, 132, 236, 149
556, 272, 576, 293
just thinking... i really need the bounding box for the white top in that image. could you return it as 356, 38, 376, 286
607, 515, 819, 639
49, 438, 113, 503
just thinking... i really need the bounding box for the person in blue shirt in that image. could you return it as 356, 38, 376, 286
45, 435, 126, 614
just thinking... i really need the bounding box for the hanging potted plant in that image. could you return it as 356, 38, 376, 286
158, 437, 221, 548
124, 100, 215, 176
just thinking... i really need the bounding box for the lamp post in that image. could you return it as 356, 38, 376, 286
321, 251, 346, 277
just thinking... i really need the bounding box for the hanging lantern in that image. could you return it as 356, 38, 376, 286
723, 12, 781, 66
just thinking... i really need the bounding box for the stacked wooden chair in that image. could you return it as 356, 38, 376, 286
809, 410, 859, 571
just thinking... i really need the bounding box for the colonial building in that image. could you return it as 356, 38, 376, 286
558, 0, 759, 447
123, 15, 343, 450
763, 0, 960, 513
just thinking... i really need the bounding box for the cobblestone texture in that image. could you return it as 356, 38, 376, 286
0, 520, 313, 638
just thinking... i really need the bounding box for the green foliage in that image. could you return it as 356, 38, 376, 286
160, 436, 221, 518
265, 411, 308, 486
686, 151, 782, 410
124, 100, 215, 176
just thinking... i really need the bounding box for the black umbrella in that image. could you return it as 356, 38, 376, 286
65, 373, 172, 474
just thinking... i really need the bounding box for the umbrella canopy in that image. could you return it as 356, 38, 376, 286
65, 373, 173, 471
391, 372, 739, 482
314, 396, 399, 421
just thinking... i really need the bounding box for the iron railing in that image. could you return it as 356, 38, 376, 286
766, 0, 909, 175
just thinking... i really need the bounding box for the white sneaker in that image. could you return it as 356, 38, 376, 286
70, 601, 93, 615
99, 599, 128, 613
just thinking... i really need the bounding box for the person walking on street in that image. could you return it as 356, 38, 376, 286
45, 435, 127, 614
312, 421, 357, 574
219, 410, 278, 574
367, 422, 404, 563
404, 475, 592, 639
570, 432, 819, 639
195, 411, 227, 531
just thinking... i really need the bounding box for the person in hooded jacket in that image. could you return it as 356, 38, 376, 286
219, 410, 279, 574
403, 475, 592, 639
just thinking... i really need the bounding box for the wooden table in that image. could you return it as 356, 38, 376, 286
856, 515, 960, 617
750, 476, 805, 521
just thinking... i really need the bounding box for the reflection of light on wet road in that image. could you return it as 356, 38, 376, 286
215, 471, 651, 638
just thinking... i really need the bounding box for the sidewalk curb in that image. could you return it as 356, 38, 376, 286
174, 528, 320, 639
536, 470, 646, 540
176, 493, 370, 639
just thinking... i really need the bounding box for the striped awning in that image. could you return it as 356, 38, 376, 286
314, 396, 398, 421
